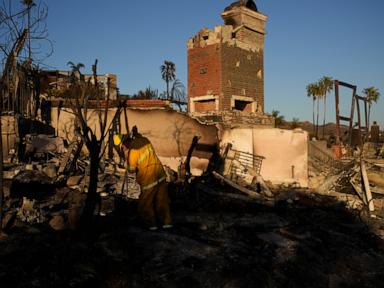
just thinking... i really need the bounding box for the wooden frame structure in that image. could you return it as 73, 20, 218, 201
334, 80, 370, 146
334, 80, 356, 145
355, 94, 369, 142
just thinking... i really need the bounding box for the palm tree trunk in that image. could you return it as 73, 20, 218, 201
368, 104, 371, 132
322, 95, 326, 139
312, 98, 315, 135
166, 80, 169, 100
316, 98, 319, 138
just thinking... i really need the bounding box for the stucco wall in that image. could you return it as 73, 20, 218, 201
220, 127, 308, 187
51, 107, 218, 175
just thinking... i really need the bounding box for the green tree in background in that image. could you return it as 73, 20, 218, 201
290, 117, 300, 129
306, 83, 319, 137
160, 60, 176, 100
67, 61, 85, 83
318, 76, 334, 139
271, 110, 285, 128
362, 87, 380, 129
306, 76, 333, 139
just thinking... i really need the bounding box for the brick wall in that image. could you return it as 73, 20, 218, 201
194, 100, 216, 112
126, 99, 171, 108
221, 44, 264, 112
236, 27, 264, 49
188, 44, 222, 103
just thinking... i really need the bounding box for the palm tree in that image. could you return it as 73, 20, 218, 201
313, 84, 323, 138
67, 61, 85, 82
170, 79, 187, 110
160, 60, 175, 100
318, 76, 334, 139
306, 83, 318, 137
362, 87, 380, 129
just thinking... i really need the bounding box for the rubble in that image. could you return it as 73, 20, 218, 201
1, 175, 384, 287
0, 125, 382, 288
0, 62, 382, 287
25, 134, 66, 155
0, 3, 382, 286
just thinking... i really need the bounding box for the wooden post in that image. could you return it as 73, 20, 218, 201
335, 80, 341, 145
185, 136, 199, 178
349, 84, 356, 146
361, 159, 374, 212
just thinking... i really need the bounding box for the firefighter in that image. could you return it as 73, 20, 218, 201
113, 126, 172, 230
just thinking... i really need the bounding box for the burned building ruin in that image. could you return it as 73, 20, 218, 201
188, 0, 267, 116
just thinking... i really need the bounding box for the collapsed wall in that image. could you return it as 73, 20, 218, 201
188, 1, 267, 115
50, 107, 218, 175
50, 107, 308, 187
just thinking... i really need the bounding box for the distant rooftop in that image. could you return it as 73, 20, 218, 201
224, 0, 258, 12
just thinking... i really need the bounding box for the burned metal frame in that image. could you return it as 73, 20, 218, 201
334, 80, 356, 145
355, 94, 369, 142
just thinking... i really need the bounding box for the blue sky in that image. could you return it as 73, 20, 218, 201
42, 0, 383, 127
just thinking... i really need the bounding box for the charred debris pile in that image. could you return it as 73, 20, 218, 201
0, 125, 384, 287
0, 66, 383, 286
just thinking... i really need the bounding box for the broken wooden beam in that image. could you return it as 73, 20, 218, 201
212, 171, 273, 201
58, 139, 83, 175
350, 177, 367, 204
361, 159, 374, 212
196, 183, 274, 207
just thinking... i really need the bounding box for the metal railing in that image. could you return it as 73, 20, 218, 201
228, 149, 265, 179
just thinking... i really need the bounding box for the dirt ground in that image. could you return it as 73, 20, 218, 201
1, 177, 384, 288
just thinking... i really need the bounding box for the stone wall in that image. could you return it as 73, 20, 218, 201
191, 111, 274, 128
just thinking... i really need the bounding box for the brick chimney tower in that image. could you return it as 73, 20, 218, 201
188, 0, 267, 114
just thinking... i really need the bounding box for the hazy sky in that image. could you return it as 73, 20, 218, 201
42, 0, 383, 127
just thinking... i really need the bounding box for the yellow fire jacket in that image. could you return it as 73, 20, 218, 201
125, 136, 166, 191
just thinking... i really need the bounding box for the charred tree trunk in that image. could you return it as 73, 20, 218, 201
79, 138, 101, 230
0, 111, 3, 234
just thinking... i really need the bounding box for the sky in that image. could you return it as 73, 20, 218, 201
38, 0, 384, 127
